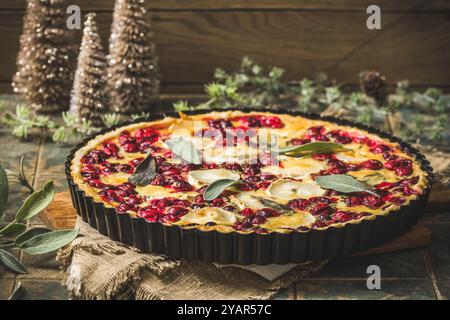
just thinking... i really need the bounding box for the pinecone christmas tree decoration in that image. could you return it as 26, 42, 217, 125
12, 0, 75, 113
360, 71, 387, 106
107, 0, 160, 113
70, 13, 108, 126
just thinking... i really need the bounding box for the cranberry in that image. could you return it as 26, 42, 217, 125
347, 164, 361, 171
223, 205, 237, 212
313, 153, 333, 161
123, 142, 139, 153
86, 149, 107, 164
345, 196, 362, 206
172, 179, 193, 191
361, 195, 385, 209
159, 214, 179, 223
401, 186, 417, 196
232, 218, 253, 231
211, 198, 225, 207
253, 227, 269, 234
139, 140, 154, 153
167, 206, 189, 216
370, 144, 391, 154
324, 190, 340, 196
251, 215, 267, 225
256, 208, 281, 218
384, 160, 397, 170
116, 164, 133, 173
310, 203, 333, 216
116, 203, 136, 213
260, 174, 277, 181
297, 226, 310, 232
351, 134, 370, 144
395, 166, 413, 177
135, 127, 159, 141
102, 143, 119, 157
240, 116, 262, 128
361, 159, 383, 170
238, 182, 258, 191
329, 167, 348, 174
191, 203, 206, 209
290, 138, 310, 146
307, 126, 326, 136
334, 135, 352, 144
331, 211, 354, 223
194, 194, 205, 204
81, 172, 99, 180
383, 152, 398, 161
376, 181, 394, 189
383, 194, 405, 205
289, 198, 311, 210
208, 118, 233, 129
263, 116, 284, 128
82, 164, 98, 174
310, 135, 330, 142
162, 168, 181, 176
118, 131, 131, 143
86, 179, 105, 188
129, 157, 144, 167
118, 182, 136, 192
243, 164, 261, 175
223, 163, 242, 171
309, 197, 333, 204
126, 195, 143, 205
240, 208, 255, 217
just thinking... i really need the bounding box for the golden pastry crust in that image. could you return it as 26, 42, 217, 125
71, 111, 429, 234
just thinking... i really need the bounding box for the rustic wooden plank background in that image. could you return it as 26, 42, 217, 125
0, 0, 449, 94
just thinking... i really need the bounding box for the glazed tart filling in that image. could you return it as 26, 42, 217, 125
71, 111, 428, 234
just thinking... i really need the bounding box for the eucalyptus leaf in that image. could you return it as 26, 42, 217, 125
315, 174, 379, 196
0, 249, 27, 274
8, 282, 26, 300
15, 181, 55, 223
165, 137, 202, 164
0, 164, 8, 219
20, 229, 79, 255
14, 227, 51, 247
203, 178, 240, 201
274, 141, 350, 157
0, 222, 27, 237
128, 154, 157, 186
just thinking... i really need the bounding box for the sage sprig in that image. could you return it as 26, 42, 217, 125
165, 137, 202, 164
128, 153, 157, 186
255, 197, 294, 215
0, 162, 79, 275
315, 174, 379, 197
203, 178, 240, 201
274, 141, 350, 157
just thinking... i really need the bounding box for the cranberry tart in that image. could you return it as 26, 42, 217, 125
66, 110, 433, 264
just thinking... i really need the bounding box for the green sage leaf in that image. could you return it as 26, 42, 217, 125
15, 181, 55, 223
0, 164, 8, 219
0, 249, 27, 274
20, 228, 79, 255
14, 227, 51, 247
166, 137, 202, 164
315, 174, 379, 196
254, 197, 293, 214
8, 282, 26, 300
203, 178, 240, 201
275, 141, 350, 157
0, 222, 27, 237
128, 154, 157, 186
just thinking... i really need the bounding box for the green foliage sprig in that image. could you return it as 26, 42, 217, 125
0, 163, 79, 275
175, 57, 449, 146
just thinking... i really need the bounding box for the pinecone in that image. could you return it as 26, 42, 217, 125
360, 71, 387, 106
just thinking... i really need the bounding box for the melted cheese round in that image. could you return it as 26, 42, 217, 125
268, 179, 326, 200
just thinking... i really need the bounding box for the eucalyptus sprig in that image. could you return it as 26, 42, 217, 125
0, 163, 79, 275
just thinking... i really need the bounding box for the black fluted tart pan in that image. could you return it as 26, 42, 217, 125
65, 108, 434, 265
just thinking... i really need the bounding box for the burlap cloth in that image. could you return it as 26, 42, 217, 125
57, 218, 326, 300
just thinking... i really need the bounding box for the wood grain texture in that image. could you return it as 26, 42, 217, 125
41, 191, 432, 256
1, 9, 450, 94
1, 1, 450, 11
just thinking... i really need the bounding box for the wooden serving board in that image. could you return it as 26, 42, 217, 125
40, 191, 433, 257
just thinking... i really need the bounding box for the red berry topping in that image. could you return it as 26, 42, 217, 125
331, 211, 354, 223
395, 166, 413, 177
361, 159, 383, 170
288, 198, 311, 210
240, 208, 255, 217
